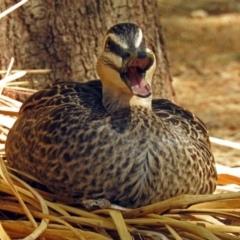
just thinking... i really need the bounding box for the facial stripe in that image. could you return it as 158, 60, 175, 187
134, 28, 143, 48
107, 39, 125, 58
106, 33, 128, 49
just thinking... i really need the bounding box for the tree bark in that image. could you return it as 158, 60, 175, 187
0, 0, 174, 99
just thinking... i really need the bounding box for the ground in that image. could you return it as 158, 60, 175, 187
158, 1, 240, 167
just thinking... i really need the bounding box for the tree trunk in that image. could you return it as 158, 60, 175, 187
0, 0, 174, 100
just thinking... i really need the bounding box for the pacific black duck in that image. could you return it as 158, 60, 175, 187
6, 23, 217, 208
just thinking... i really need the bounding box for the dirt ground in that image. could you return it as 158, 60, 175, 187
158, 1, 240, 167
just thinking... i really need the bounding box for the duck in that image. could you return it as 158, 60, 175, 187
5, 23, 217, 208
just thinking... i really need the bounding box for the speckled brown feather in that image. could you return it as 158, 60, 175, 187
6, 80, 217, 208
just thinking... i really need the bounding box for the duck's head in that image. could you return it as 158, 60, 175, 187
97, 23, 156, 108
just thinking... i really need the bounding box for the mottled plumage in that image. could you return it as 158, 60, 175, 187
6, 23, 217, 208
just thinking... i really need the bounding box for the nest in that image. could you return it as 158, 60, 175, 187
0, 158, 240, 240
1, 1, 240, 239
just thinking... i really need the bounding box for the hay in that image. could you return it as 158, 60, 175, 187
0, 161, 240, 240
0, 2, 240, 239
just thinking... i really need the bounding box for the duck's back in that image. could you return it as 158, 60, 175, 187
6, 81, 217, 207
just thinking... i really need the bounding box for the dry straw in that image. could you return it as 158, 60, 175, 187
0, 156, 240, 239
0, 1, 240, 239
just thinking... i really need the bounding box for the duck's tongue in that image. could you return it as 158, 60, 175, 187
127, 67, 151, 97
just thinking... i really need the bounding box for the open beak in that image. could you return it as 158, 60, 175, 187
120, 51, 154, 98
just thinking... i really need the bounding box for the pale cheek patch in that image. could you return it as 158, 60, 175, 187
134, 29, 143, 48
102, 51, 122, 69
107, 33, 128, 49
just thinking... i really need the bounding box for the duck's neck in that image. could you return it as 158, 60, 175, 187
102, 84, 152, 113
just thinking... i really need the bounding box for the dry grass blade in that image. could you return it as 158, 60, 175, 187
0, 71, 26, 87
190, 198, 240, 210
125, 217, 220, 239
0, 114, 15, 131
1, 221, 79, 240
0, 157, 37, 228
217, 164, 240, 185
0, 94, 22, 108
0, 223, 11, 240
0, 0, 29, 19
210, 137, 240, 150
9, 173, 49, 239
171, 208, 240, 219
213, 232, 240, 240
3, 58, 14, 78
7, 167, 43, 184
168, 210, 240, 233
0, 69, 51, 74
0, 57, 15, 95
3, 86, 37, 93
45, 202, 71, 217
61, 216, 116, 230
55, 203, 105, 219
108, 210, 132, 240
165, 224, 183, 240
5, 80, 37, 86
123, 193, 240, 218
0, 107, 18, 117
132, 228, 172, 240
0, 179, 86, 239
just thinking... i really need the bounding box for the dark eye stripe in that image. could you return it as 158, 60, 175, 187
106, 40, 125, 59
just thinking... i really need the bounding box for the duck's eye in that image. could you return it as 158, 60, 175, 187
105, 37, 113, 49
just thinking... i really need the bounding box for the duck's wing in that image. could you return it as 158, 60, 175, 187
19, 80, 103, 114
152, 99, 211, 145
